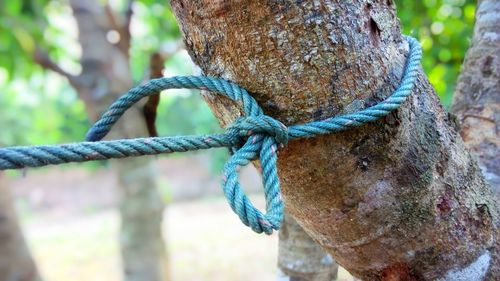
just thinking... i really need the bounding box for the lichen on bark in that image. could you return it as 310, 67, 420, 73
171, 0, 499, 280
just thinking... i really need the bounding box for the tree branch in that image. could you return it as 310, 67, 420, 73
33, 47, 82, 88
123, 0, 133, 43
103, 0, 133, 57
104, 3, 122, 33
142, 43, 183, 137
142, 52, 164, 137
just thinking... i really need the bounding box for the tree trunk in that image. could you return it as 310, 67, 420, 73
71, 2, 169, 281
278, 213, 338, 281
451, 1, 500, 279
0, 172, 42, 281
451, 0, 499, 196
170, 1, 498, 280
35, 1, 169, 281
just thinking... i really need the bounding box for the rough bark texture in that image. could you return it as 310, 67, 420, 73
451, 1, 500, 279
0, 172, 42, 281
451, 0, 500, 197
278, 213, 338, 281
170, 1, 499, 280
35, 1, 169, 281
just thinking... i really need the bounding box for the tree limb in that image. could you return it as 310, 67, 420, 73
142, 43, 184, 137
103, 0, 133, 57
123, 0, 133, 43
104, 2, 122, 33
33, 47, 82, 88
143, 52, 164, 137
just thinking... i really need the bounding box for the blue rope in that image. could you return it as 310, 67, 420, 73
0, 36, 422, 234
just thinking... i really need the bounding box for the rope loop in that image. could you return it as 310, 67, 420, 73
223, 133, 283, 234
0, 36, 423, 235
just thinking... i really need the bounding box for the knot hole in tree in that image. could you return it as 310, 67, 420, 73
364, 3, 382, 48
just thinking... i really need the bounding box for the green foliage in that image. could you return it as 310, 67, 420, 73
129, 0, 182, 81
0, 1, 45, 80
396, 0, 475, 106
0, 71, 88, 146
0, 0, 87, 148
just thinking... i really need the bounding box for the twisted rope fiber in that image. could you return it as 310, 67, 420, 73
0, 36, 422, 234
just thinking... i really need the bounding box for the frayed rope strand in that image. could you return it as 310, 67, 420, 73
0, 36, 422, 234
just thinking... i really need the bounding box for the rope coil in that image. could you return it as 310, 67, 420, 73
0, 36, 422, 234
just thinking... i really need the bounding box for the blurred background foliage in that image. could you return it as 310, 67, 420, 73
0, 0, 475, 153
397, 0, 475, 106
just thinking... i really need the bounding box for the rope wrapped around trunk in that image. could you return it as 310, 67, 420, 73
0, 36, 422, 234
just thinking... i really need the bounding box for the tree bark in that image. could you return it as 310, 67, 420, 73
0, 172, 42, 281
451, 0, 499, 196
36, 1, 169, 281
278, 213, 338, 281
451, 1, 500, 279
70, 2, 169, 281
170, 1, 499, 280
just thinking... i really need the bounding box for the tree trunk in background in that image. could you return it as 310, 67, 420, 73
70, 2, 168, 281
451, 0, 499, 196
171, 1, 498, 280
0, 172, 42, 281
451, 1, 500, 278
278, 213, 338, 281
35, 1, 169, 281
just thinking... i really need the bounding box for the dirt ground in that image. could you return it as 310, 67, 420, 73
9, 153, 353, 281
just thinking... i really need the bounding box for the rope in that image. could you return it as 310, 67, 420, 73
0, 36, 422, 234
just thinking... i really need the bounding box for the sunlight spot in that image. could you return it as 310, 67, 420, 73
106, 30, 121, 44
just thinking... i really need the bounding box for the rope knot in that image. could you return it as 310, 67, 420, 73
228, 115, 289, 146
223, 115, 287, 234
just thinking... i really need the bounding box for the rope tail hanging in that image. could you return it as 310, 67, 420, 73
0, 36, 422, 234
